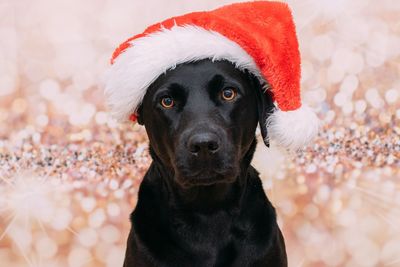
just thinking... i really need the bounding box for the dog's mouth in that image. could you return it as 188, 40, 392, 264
175, 167, 238, 188
173, 141, 239, 188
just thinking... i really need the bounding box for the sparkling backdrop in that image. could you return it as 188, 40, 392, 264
0, 0, 399, 266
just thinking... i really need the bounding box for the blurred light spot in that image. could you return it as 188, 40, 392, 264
78, 228, 98, 247
310, 34, 334, 61
355, 100, 367, 114
88, 208, 106, 228
365, 88, 384, 109
35, 236, 58, 259
68, 247, 91, 267
39, 79, 61, 100
385, 89, 399, 104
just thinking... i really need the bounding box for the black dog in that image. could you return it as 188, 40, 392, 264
123, 59, 287, 267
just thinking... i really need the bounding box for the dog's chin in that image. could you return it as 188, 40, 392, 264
176, 169, 238, 188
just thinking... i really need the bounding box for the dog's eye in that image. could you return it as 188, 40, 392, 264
221, 88, 237, 101
160, 96, 174, 108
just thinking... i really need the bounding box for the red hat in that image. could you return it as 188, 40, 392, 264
105, 1, 319, 150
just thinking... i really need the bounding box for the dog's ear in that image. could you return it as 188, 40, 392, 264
252, 76, 274, 147
136, 105, 144, 125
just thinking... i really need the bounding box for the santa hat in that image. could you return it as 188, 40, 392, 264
105, 1, 319, 150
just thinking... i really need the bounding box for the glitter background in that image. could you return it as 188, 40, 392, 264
0, 0, 399, 266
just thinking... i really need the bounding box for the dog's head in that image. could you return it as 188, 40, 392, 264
137, 59, 273, 188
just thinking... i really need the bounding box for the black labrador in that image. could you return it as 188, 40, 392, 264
123, 59, 287, 267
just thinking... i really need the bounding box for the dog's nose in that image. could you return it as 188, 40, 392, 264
187, 133, 220, 155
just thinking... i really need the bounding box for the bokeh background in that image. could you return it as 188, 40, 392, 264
1, 0, 399, 266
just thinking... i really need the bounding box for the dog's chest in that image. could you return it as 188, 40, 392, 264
171, 211, 259, 265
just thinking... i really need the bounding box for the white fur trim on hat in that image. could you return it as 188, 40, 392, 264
266, 105, 320, 150
105, 25, 263, 122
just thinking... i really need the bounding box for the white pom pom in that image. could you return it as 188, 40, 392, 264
266, 105, 320, 151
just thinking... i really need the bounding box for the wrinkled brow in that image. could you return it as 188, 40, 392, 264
207, 74, 225, 91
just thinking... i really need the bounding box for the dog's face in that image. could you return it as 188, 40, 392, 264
138, 60, 272, 188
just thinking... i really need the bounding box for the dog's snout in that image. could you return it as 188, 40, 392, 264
187, 133, 220, 155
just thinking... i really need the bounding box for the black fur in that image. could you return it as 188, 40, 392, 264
123, 60, 287, 267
